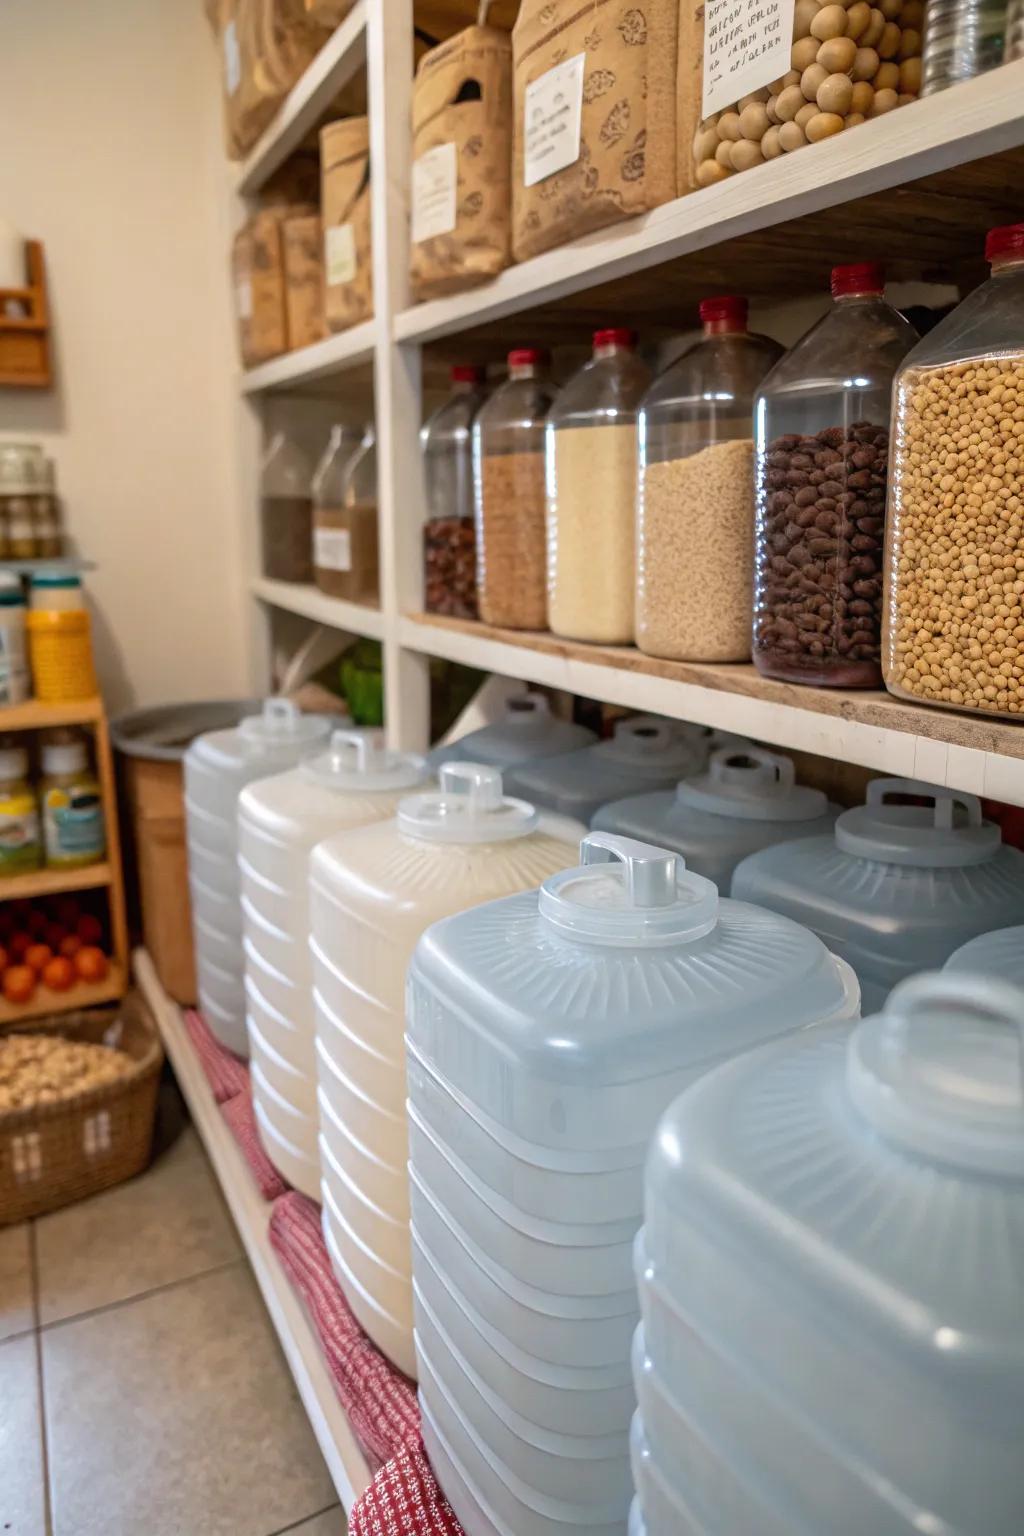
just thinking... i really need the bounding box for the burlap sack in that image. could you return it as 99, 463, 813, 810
320, 117, 374, 331
512, 1, 678, 262
220, 0, 331, 160
232, 210, 287, 366
677, 0, 704, 195
283, 213, 327, 350
410, 24, 514, 300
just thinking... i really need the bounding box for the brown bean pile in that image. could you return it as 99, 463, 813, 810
885, 358, 1024, 715
0, 1033, 132, 1112
476, 452, 547, 630
754, 422, 888, 684
424, 515, 478, 619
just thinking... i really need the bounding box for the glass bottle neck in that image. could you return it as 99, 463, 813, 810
703, 319, 747, 336
594, 342, 632, 361
509, 363, 544, 381
991, 256, 1024, 277
834, 290, 884, 305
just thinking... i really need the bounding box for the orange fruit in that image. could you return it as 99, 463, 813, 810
44, 923, 68, 950
3, 965, 36, 1004
74, 946, 109, 984
24, 943, 52, 974
9, 933, 31, 961
0, 944, 8, 975
54, 896, 81, 927
76, 914, 104, 946
59, 934, 83, 959
42, 955, 75, 992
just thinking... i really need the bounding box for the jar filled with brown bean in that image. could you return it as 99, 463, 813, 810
421, 365, 489, 619
884, 223, 1024, 719
753, 263, 918, 687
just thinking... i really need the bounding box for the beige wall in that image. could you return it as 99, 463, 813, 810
0, 0, 250, 715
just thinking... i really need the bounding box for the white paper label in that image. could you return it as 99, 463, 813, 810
324, 224, 357, 287
702, 0, 796, 118
224, 19, 241, 95
523, 52, 586, 189
315, 527, 352, 572
412, 143, 459, 245
236, 278, 252, 321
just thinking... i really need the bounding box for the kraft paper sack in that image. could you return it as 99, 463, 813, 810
320, 117, 374, 331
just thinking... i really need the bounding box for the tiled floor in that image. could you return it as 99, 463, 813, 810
0, 1082, 345, 1536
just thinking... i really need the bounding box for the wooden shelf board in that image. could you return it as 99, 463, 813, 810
0, 962, 126, 1028
236, 1, 368, 197
0, 697, 103, 732
0, 863, 113, 902
134, 949, 372, 1513
395, 62, 1024, 349
253, 578, 385, 639
399, 613, 1024, 806
240, 320, 377, 394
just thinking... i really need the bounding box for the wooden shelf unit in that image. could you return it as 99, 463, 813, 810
0, 861, 113, 902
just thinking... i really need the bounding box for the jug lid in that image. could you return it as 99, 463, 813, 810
237, 698, 331, 750
398, 763, 538, 843
539, 832, 719, 947
301, 729, 428, 793
677, 747, 829, 823
835, 779, 1000, 867
945, 925, 1024, 988
596, 716, 704, 775
847, 972, 1024, 1177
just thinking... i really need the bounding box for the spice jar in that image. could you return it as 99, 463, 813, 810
422, 365, 488, 618
0, 443, 42, 560
884, 223, 1024, 719
546, 329, 651, 645
260, 431, 313, 583
472, 347, 556, 630
637, 298, 782, 662
34, 459, 63, 559
0, 744, 42, 875
753, 264, 917, 687
311, 423, 372, 602
39, 734, 106, 870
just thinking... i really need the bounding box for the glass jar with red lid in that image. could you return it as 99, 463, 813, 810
637, 296, 782, 662
472, 347, 556, 630
421, 364, 489, 618
884, 224, 1024, 720
753, 264, 917, 688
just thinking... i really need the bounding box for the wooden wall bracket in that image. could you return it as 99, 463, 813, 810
0, 240, 52, 389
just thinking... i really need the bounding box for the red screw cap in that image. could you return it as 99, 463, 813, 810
507, 348, 550, 368
985, 223, 1024, 263
593, 328, 637, 350
699, 295, 748, 327
831, 263, 885, 298
450, 364, 486, 383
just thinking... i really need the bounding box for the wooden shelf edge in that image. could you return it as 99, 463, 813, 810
133, 949, 372, 1513
399, 613, 1024, 807
0, 697, 104, 732
253, 578, 385, 639
0, 962, 126, 1028
0, 862, 113, 902
239, 318, 377, 394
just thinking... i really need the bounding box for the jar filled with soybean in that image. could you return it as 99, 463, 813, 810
753, 263, 917, 687
884, 223, 1024, 719
637, 297, 782, 662
472, 347, 556, 630
421, 365, 489, 619
546, 328, 650, 644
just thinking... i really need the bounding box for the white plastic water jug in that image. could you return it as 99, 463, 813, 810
430, 690, 595, 770
185, 699, 331, 1055
593, 746, 839, 890
732, 777, 1024, 1013
310, 763, 577, 1377
946, 925, 1024, 987
634, 971, 1024, 1536
504, 715, 709, 823
238, 731, 429, 1197
406, 832, 859, 1536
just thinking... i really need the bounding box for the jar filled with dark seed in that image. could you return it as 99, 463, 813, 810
421, 364, 489, 619
753, 264, 918, 688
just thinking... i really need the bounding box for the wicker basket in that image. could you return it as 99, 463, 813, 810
0, 994, 163, 1225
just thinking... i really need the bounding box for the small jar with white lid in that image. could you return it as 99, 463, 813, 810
30, 571, 85, 611
0, 572, 30, 705
39, 735, 105, 869
0, 744, 41, 874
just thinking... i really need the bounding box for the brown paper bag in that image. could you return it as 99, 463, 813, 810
512, 0, 679, 262
283, 213, 327, 350
232, 210, 287, 366
410, 24, 514, 301
677, 1, 705, 195
303, 0, 355, 22
320, 117, 374, 331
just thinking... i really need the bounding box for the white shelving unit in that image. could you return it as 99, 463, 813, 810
235, 10, 1024, 794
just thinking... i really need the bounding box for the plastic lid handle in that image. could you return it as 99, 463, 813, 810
707, 746, 795, 791
580, 832, 683, 909
866, 778, 982, 831
439, 761, 505, 814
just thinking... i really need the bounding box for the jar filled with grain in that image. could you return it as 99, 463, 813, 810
472, 347, 556, 630
884, 223, 1024, 720
421, 365, 489, 619
312, 424, 378, 605
637, 297, 782, 661
753, 264, 917, 687
546, 328, 651, 644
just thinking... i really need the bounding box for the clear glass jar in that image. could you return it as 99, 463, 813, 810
260, 431, 313, 583
637, 297, 782, 662
884, 222, 1024, 720
546, 329, 650, 644
753, 264, 918, 688
421, 365, 488, 619
472, 348, 556, 631
312, 423, 375, 604
921, 0, 1008, 92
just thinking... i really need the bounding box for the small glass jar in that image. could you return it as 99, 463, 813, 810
421, 365, 488, 619
546, 328, 650, 644
311, 423, 369, 602
753, 264, 917, 688
637, 297, 782, 662
472, 348, 556, 630
884, 223, 1024, 720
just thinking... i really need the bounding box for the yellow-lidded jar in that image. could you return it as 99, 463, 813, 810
27, 571, 97, 702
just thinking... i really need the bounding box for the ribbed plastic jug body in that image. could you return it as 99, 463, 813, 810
636, 972, 1024, 1536
407, 833, 858, 1536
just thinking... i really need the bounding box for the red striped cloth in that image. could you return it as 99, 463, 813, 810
269, 1192, 421, 1468
183, 1009, 249, 1103
221, 1089, 288, 1201
349, 1443, 463, 1536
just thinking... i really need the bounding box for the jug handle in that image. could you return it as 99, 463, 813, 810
707, 746, 794, 789
866, 778, 982, 830
261, 697, 299, 731
329, 728, 386, 773
580, 832, 681, 908
439, 762, 504, 812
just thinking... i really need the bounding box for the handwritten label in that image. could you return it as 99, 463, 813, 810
314, 528, 352, 572
324, 224, 357, 287
412, 143, 458, 244
702, 0, 795, 118
523, 52, 586, 189
224, 19, 241, 95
